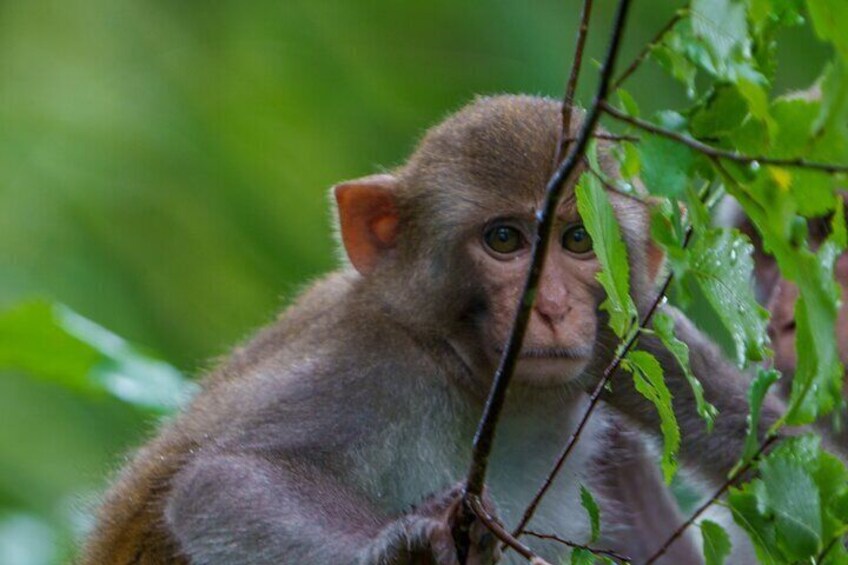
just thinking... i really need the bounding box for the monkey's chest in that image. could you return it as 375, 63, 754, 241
349, 391, 604, 563
487, 400, 605, 562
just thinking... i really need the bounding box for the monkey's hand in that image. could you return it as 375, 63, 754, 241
361, 485, 501, 565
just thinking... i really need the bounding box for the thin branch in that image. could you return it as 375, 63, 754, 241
457, 1, 634, 560
561, 132, 641, 144
466, 496, 553, 565
601, 102, 848, 174
511, 246, 685, 539
816, 532, 845, 563
557, 0, 595, 164
461, 0, 633, 500
611, 8, 688, 91
643, 434, 780, 565
523, 530, 631, 564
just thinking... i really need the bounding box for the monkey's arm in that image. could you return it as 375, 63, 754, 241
589, 418, 704, 565
164, 452, 493, 565
601, 306, 786, 482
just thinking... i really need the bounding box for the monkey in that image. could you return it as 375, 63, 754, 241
82, 94, 783, 565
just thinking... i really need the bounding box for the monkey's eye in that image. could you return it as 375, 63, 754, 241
561, 224, 593, 254
483, 224, 525, 255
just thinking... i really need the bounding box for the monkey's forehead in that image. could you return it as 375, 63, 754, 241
400, 95, 611, 207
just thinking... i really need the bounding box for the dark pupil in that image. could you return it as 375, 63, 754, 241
495, 228, 512, 242
563, 225, 592, 253
485, 225, 521, 254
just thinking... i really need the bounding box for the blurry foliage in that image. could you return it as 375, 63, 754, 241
0, 0, 837, 563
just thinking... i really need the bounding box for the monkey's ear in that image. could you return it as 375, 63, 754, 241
334, 174, 400, 275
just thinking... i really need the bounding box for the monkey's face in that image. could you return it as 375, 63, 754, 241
466, 204, 604, 386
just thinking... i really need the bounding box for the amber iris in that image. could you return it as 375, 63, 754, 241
561, 224, 592, 254
484, 224, 524, 254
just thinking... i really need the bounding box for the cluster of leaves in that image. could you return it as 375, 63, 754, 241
571, 0, 848, 563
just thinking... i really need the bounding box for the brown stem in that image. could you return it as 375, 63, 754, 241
557, 0, 595, 164
462, 0, 634, 500
611, 8, 687, 91
523, 530, 631, 563
562, 132, 640, 144
643, 434, 780, 565
601, 102, 848, 174
457, 0, 634, 560
466, 496, 553, 565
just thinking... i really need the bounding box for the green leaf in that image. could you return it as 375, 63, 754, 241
0, 301, 197, 413
685, 229, 770, 366
741, 369, 780, 464
690, 85, 749, 139
831, 193, 847, 248
616, 89, 640, 118
807, 0, 848, 62
575, 173, 637, 337
701, 519, 732, 565
691, 0, 748, 67
786, 291, 843, 424
815, 59, 848, 139
651, 31, 698, 98
653, 310, 718, 431
0, 301, 101, 394
570, 548, 596, 565
580, 485, 601, 543
637, 114, 696, 198
760, 456, 823, 560
622, 350, 680, 482
728, 483, 780, 565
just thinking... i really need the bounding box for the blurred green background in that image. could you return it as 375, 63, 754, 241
0, 1, 832, 562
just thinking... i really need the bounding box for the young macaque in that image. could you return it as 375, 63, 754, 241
83, 95, 778, 565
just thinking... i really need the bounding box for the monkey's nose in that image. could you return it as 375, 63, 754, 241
533, 293, 570, 326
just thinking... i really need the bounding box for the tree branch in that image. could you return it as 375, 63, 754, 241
458, 0, 634, 560
523, 530, 631, 564
643, 434, 780, 565
557, 0, 595, 164
461, 0, 633, 501
611, 8, 688, 91
466, 495, 553, 565
561, 132, 640, 144
601, 101, 848, 174
816, 532, 845, 563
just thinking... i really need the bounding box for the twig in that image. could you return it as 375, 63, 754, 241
816, 532, 845, 563
523, 530, 631, 563
557, 0, 595, 164
461, 0, 633, 500
562, 132, 640, 143
466, 496, 553, 565
611, 8, 688, 91
643, 434, 780, 565
457, 0, 634, 560
511, 247, 685, 539
601, 102, 848, 174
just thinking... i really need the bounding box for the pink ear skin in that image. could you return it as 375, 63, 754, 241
334, 174, 400, 275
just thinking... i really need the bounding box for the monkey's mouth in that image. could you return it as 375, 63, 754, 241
495, 345, 593, 360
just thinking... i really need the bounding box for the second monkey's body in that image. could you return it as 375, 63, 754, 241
85, 95, 770, 564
